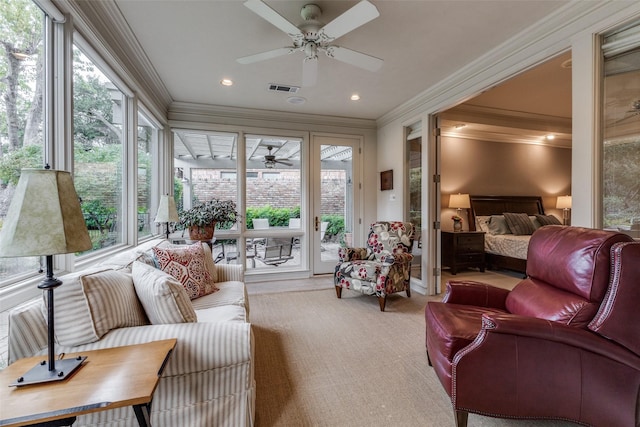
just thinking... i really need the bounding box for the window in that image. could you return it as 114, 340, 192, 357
73, 46, 124, 252
137, 110, 159, 239
0, 0, 45, 282
601, 24, 640, 232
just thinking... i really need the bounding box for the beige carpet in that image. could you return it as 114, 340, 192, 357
250, 287, 576, 427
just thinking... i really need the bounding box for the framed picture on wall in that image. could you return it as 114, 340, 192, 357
380, 170, 393, 191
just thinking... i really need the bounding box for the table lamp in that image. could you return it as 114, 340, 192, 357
449, 193, 471, 225
154, 194, 179, 239
556, 195, 572, 225
0, 168, 93, 386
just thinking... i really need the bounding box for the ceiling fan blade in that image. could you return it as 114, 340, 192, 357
243, 0, 302, 37
325, 46, 383, 72
302, 56, 318, 87
319, 0, 379, 41
276, 159, 293, 166
237, 47, 294, 64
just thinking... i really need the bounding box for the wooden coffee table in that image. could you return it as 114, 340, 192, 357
0, 339, 177, 427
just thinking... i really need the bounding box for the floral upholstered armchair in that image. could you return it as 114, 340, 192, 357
334, 221, 415, 311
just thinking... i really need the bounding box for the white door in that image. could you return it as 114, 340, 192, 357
311, 134, 361, 274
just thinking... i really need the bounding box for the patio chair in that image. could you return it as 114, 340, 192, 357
255, 237, 294, 266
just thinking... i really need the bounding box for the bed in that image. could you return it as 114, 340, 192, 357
468, 195, 546, 274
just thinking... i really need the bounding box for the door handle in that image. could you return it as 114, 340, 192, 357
315, 216, 320, 231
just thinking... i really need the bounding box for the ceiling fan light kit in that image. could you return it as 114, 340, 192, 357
239, 0, 383, 87
264, 145, 293, 168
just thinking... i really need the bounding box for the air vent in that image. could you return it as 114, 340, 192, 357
268, 83, 300, 93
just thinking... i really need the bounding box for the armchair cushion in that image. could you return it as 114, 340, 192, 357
338, 246, 371, 262
505, 278, 597, 327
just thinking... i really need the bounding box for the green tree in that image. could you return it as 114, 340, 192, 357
0, 0, 43, 152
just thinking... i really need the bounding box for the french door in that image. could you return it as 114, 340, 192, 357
311, 134, 361, 274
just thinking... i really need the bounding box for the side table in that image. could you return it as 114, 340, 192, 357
441, 231, 486, 274
0, 339, 176, 427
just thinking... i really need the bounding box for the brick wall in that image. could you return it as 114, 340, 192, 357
190, 168, 346, 215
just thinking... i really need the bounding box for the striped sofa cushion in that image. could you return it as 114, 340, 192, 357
47, 266, 150, 346
132, 261, 197, 324
82, 269, 148, 338
46, 266, 112, 346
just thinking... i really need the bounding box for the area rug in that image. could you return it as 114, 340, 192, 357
250, 288, 574, 427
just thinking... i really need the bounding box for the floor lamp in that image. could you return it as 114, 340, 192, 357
155, 194, 179, 239
0, 168, 93, 386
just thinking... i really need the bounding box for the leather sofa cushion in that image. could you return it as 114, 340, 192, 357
526, 226, 632, 303
505, 278, 599, 327
589, 242, 640, 356
426, 302, 507, 361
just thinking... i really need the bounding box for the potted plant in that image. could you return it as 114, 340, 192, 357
178, 199, 238, 240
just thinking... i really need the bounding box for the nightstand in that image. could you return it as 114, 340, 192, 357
441, 231, 486, 275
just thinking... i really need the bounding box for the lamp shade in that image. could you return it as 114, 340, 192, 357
449, 193, 471, 209
556, 195, 572, 209
0, 169, 92, 257
154, 195, 179, 223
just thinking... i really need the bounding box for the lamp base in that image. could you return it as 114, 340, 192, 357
10, 356, 87, 387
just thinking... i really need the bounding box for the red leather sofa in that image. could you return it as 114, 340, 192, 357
425, 226, 638, 426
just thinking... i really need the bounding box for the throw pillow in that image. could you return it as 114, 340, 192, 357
82, 269, 148, 338
475, 216, 491, 233
132, 262, 197, 324
45, 266, 113, 346
487, 215, 511, 235
503, 212, 536, 235
152, 243, 218, 299
535, 214, 562, 226
155, 240, 218, 283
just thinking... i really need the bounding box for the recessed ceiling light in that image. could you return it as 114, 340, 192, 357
287, 96, 306, 105
220, 79, 233, 86
350, 94, 360, 101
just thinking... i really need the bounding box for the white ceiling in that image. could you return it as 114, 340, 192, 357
113, 0, 571, 121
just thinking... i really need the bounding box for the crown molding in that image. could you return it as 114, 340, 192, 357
168, 102, 377, 132
377, 1, 640, 127
56, 0, 173, 121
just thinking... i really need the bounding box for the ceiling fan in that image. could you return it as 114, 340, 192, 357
264, 145, 293, 168
238, 0, 383, 87
611, 100, 640, 125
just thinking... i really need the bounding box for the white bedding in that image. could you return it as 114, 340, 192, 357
484, 233, 531, 260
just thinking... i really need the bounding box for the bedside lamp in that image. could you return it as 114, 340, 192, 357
0, 168, 92, 385
556, 195, 572, 225
155, 194, 179, 239
449, 193, 471, 225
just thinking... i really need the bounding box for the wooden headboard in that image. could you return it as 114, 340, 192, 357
468, 195, 544, 231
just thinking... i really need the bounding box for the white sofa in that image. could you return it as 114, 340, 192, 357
7, 238, 255, 427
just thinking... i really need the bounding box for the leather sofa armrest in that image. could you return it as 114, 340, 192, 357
442, 280, 510, 309
480, 313, 640, 370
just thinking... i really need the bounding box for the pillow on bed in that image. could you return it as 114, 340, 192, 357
503, 212, 536, 235
535, 214, 562, 226
487, 215, 511, 235
475, 216, 491, 233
